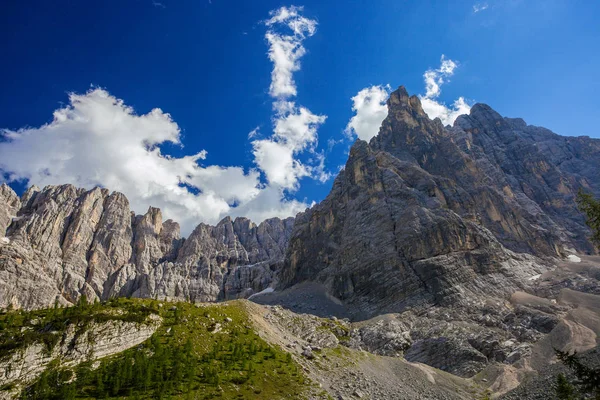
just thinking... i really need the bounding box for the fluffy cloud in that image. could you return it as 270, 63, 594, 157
252, 139, 309, 189
345, 56, 471, 143
0, 6, 327, 236
252, 105, 327, 190
273, 105, 325, 151
345, 85, 389, 141
252, 6, 328, 191
420, 96, 471, 127
229, 184, 309, 223
419, 55, 471, 125
0, 89, 268, 234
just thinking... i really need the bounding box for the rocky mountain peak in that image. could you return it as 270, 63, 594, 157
280, 85, 599, 319
1, 83, 598, 319
385, 85, 428, 120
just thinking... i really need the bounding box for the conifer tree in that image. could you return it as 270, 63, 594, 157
577, 190, 600, 247
556, 373, 576, 399
555, 349, 600, 398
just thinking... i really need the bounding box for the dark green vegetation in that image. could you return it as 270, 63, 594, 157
554, 349, 600, 399
577, 190, 600, 247
2, 299, 309, 399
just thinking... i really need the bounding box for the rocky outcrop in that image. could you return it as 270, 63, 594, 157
278, 86, 599, 318
0, 184, 293, 309
0, 314, 161, 389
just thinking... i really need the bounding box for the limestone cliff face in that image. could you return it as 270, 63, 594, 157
278, 86, 599, 318
0, 184, 293, 309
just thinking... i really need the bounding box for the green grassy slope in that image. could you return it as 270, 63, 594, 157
1, 298, 313, 399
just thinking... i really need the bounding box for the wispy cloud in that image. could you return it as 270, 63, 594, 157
264, 6, 317, 98
419, 55, 471, 126
473, 2, 489, 13
152, 1, 166, 9
247, 126, 260, 139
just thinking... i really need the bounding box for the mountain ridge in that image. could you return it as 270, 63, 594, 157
0, 182, 294, 309
1, 86, 599, 312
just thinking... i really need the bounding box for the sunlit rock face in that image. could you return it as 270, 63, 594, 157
0, 183, 294, 309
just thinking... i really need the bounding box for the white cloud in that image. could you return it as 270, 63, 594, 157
345, 85, 390, 141
473, 2, 489, 13
344, 55, 472, 142
248, 126, 260, 139
252, 139, 309, 189
0, 89, 267, 235
311, 151, 331, 183
424, 56, 457, 98
265, 5, 317, 98
251, 6, 329, 191
229, 185, 308, 224
419, 55, 471, 125
0, 6, 330, 236
252, 103, 326, 190
273, 106, 325, 151
420, 96, 471, 127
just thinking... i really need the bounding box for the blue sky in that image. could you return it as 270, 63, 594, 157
1, 0, 598, 234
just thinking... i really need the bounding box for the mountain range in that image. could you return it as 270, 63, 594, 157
1, 86, 599, 399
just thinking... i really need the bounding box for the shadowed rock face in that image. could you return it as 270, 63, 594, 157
278, 86, 599, 318
0, 184, 294, 309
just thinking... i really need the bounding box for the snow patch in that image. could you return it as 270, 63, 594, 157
248, 287, 275, 300
528, 274, 541, 281
567, 254, 581, 263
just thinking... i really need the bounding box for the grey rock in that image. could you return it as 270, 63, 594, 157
278, 86, 598, 318
0, 184, 293, 310
302, 349, 315, 359
0, 184, 20, 236
404, 337, 488, 377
